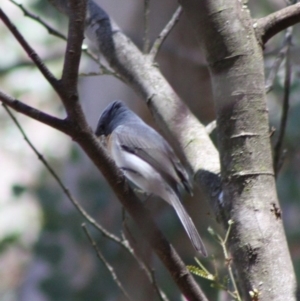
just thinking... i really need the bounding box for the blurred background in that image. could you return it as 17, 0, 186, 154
0, 0, 299, 300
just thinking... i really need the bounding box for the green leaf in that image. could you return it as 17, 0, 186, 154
187, 265, 215, 280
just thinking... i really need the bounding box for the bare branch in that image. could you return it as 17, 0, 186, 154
255, 2, 300, 45
2, 103, 69, 169
149, 268, 169, 301
143, 0, 151, 53
0, 91, 69, 133
61, 0, 86, 101
121, 211, 169, 301
0, 8, 61, 94
9, 0, 119, 79
274, 28, 293, 176
149, 6, 182, 61
265, 39, 291, 93
48, 0, 90, 129
82, 224, 134, 301
221, 221, 242, 301
79, 69, 123, 81
9, 0, 66, 39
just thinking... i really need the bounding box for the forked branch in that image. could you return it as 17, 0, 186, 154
0, 4, 209, 300
0, 91, 69, 133
255, 2, 300, 45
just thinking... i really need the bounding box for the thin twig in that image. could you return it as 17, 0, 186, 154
0, 8, 61, 95
121, 209, 169, 301
207, 222, 242, 300
143, 0, 151, 53
150, 268, 169, 301
189, 224, 241, 300
265, 32, 292, 93
149, 6, 182, 61
10, 0, 66, 39
265, 48, 287, 93
79, 72, 107, 77
192, 257, 237, 299
274, 27, 293, 176
9, 0, 118, 77
79, 69, 123, 81
222, 221, 242, 301
82, 223, 134, 301
264, 0, 296, 91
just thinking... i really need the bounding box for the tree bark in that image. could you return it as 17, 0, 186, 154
11, 0, 297, 299
180, 0, 296, 300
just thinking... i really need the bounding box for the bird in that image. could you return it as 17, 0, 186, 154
95, 100, 207, 256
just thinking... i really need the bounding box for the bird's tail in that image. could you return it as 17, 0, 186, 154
169, 193, 207, 256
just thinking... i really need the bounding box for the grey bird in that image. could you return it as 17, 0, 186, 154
95, 100, 207, 256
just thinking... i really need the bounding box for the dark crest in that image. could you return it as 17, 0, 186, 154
95, 101, 126, 136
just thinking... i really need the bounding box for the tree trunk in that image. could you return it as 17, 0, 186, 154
180, 0, 296, 300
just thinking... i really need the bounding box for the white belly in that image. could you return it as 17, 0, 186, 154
109, 133, 170, 202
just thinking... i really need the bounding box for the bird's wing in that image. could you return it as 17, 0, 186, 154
114, 124, 192, 193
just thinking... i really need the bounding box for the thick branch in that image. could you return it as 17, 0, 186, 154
180, 0, 296, 300
255, 2, 300, 45
0, 91, 70, 133
60, 0, 87, 125
61, 0, 86, 97
1, 3, 85, 124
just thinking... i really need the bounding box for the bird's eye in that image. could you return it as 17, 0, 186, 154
100, 125, 105, 132
95, 123, 105, 137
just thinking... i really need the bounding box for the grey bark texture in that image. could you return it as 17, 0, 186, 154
180, 0, 296, 300
47, 0, 297, 300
